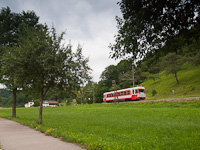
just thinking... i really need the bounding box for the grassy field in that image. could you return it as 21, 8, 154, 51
0, 101, 200, 150
141, 64, 200, 100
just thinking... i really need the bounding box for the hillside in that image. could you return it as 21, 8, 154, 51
141, 64, 200, 100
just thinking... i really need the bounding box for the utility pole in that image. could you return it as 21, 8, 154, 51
112, 80, 117, 103
132, 64, 135, 87
121, 62, 135, 87
93, 84, 95, 104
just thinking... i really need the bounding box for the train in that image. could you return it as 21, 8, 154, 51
103, 86, 146, 103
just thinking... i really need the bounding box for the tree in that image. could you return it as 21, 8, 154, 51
100, 65, 119, 87
110, 0, 200, 60
118, 71, 133, 88
66, 44, 92, 104
0, 7, 40, 118
161, 53, 183, 84
71, 44, 92, 89
2, 25, 91, 124
94, 81, 108, 103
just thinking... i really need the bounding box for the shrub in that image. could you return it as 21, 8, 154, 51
152, 89, 157, 96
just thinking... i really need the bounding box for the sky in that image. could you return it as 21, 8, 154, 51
1, 0, 122, 83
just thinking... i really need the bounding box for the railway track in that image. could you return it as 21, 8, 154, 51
116, 97, 200, 104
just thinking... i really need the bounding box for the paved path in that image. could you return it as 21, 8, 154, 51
0, 117, 85, 150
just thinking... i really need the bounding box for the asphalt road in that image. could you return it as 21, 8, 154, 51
0, 117, 85, 150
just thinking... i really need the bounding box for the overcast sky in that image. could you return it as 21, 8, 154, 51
1, 0, 122, 83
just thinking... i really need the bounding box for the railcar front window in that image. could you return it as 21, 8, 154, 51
139, 89, 145, 94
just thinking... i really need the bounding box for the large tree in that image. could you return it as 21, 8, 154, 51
2, 25, 91, 124
0, 7, 40, 118
100, 65, 119, 88
110, 0, 200, 60
161, 53, 183, 84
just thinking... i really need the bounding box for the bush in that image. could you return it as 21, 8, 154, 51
152, 89, 157, 96
66, 99, 73, 105
34, 99, 40, 107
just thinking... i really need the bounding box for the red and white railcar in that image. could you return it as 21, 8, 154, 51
103, 86, 146, 103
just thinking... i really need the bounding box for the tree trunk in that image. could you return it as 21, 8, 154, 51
39, 84, 51, 124
175, 72, 179, 84
39, 90, 44, 124
12, 88, 17, 118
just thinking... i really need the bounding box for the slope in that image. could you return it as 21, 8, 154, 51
141, 64, 200, 100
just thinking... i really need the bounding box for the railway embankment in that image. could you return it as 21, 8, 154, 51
127, 97, 200, 103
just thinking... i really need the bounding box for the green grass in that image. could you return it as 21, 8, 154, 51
141, 64, 200, 99
0, 101, 200, 150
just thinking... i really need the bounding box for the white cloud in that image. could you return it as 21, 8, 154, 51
1, 0, 121, 83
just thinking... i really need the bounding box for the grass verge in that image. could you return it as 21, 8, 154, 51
0, 101, 200, 150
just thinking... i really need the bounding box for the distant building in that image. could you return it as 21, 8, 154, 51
43, 101, 59, 107
25, 100, 59, 107
24, 101, 34, 108
43, 101, 49, 107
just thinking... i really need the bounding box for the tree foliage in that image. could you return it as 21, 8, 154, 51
5, 26, 91, 123
0, 7, 91, 122
0, 7, 40, 118
110, 0, 200, 60
161, 53, 184, 84
0, 7, 39, 47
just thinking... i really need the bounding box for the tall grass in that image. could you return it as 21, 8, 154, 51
142, 64, 200, 99
0, 101, 200, 150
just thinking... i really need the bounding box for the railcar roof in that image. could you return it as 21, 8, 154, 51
103, 86, 145, 94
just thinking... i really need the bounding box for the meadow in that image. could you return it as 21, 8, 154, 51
0, 101, 200, 150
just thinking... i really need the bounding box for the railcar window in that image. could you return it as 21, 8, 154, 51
121, 91, 123, 95
132, 90, 135, 94
139, 89, 145, 94
127, 91, 130, 94
135, 90, 138, 94
112, 94, 114, 97
118, 92, 120, 96
124, 91, 126, 95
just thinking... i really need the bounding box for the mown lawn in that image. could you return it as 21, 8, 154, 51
0, 101, 200, 150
